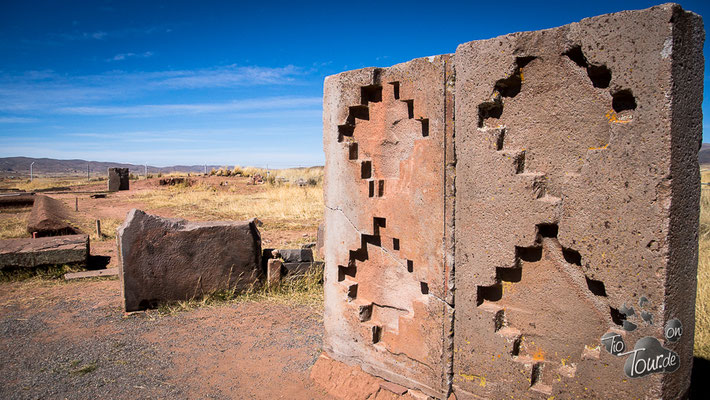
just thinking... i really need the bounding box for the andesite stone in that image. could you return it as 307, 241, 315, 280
317, 4, 703, 400
117, 209, 262, 311
26, 195, 82, 237
108, 168, 129, 191
0, 234, 89, 269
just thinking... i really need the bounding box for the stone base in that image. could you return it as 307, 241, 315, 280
310, 353, 431, 400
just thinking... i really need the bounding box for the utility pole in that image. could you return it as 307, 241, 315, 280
30, 161, 35, 181
87, 163, 90, 182
144, 164, 147, 178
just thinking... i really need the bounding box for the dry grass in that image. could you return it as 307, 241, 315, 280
696, 181, 710, 359
157, 267, 324, 315
133, 183, 323, 230
0, 212, 29, 239
0, 177, 99, 191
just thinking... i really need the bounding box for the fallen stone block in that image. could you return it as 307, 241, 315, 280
282, 261, 323, 277
26, 195, 82, 237
276, 248, 313, 263
107, 167, 129, 191
64, 267, 118, 280
0, 234, 89, 269
0, 193, 35, 208
117, 209, 262, 311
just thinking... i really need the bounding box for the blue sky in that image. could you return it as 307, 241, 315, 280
0, 0, 707, 167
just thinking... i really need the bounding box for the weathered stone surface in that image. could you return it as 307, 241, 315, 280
316, 222, 325, 258
26, 195, 81, 237
310, 353, 429, 400
322, 55, 454, 398
267, 258, 282, 286
282, 261, 323, 276
108, 168, 129, 191
117, 209, 261, 311
321, 4, 702, 400
0, 234, 89, 269
453, 4, 702, 399
0, 193, 34, 208
277, 248, 313, 263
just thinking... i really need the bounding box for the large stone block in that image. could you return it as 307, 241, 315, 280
322, 55, 455, 398
0, 234, 89, 269
117, 209, 262, 311
108, 167, 129, 191
321, 3, 703, 400
452, 4, 702, 399
26, 195, 82, 237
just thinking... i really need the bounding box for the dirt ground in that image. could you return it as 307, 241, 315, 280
0, 176, 332, 399
0, 278, 331, 399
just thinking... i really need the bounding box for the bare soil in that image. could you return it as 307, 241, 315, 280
0, 176, 330, 399
0, 279, 331, 399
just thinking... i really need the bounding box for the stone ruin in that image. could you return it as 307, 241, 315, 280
108, 167, 129, 191
317, 4, 703, 399
117, 209, 262, 311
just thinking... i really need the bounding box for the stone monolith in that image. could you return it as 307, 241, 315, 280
319, 3, 703, 400
108, 168, 129, 191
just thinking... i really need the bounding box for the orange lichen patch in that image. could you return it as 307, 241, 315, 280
588, 143, 609, 150
605, 110, 632, 124
531, 348, 546, 361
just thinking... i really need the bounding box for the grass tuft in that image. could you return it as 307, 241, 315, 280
157, 267, 324, 315
695, 187, 710, 359
0, 264, 85, 282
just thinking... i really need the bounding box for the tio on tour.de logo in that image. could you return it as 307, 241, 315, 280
600, 318, 682, 378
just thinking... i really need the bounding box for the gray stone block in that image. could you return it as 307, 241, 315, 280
277, 248, 313, 263
117, 209, 262, 311
108, 168, 129, 191
0, 234, 89, 269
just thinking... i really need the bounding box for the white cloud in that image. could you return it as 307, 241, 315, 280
0, 65, 308, 113
0, 117, 37, 123
108, 51, 154, 61
56, 96, 321, 116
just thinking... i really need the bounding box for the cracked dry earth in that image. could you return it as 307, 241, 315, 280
0, 278, 332, 399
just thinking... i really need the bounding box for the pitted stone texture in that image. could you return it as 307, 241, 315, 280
322, 55, 454, 398
453, 4, 702, 399
0, 234, 88, 269
27, 195, 82, 237
117, 209, 261, 311
108, 168, 129, 191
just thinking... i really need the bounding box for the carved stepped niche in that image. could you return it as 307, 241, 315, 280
323, 5, 702, 400
323, 57, 454, 398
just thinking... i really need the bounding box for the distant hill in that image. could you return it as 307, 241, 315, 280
700, 143, 710, 165
0, 156, 221, 178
